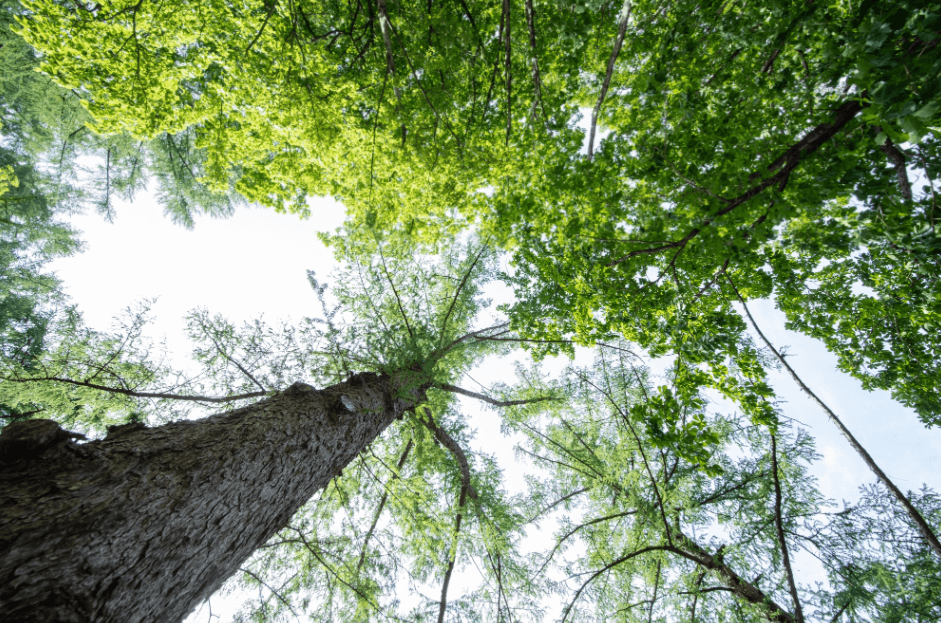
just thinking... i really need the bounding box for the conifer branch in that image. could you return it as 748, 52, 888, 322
434, 382, 552, 407
356, 439, 413, 576
2, 375, 269, 404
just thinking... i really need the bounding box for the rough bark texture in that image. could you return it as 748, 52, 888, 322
0, 371, 424, 623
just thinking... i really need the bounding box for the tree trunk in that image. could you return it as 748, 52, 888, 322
0, 370, 425, 623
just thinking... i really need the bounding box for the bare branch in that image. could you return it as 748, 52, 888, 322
876, 130, 913, 201
760, 48, 781, 74
503, 0, 512, 144
434, 382, 553, 407
422, 408, 478, 500
828, 602, 849, 623
425, 408, 473, 623
524, 0, 546, 121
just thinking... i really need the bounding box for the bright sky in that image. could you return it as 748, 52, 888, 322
48, 189, 941, 621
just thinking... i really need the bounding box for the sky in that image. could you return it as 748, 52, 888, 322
48, 189, 941, 621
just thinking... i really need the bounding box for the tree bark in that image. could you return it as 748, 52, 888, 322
672, 530, 796, 623
0, 370, 425, 623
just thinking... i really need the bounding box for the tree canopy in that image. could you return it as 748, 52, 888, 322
3, 0, 941, 620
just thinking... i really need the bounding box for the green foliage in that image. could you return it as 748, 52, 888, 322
17, 0, 941, 425
1, 0, 242, 225
513, 349, 940, 623
7, 0, 941, 619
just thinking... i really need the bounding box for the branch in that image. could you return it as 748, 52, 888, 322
561, 546, 672, 623
376, 247, 414, 339
524, 0, 546, 121
503, 0, 512, 144
439, 246, 486, 335
244, 3, 276, 55
534, 509, 637, 578
828, 602, 849, 623
434, 382, 554, 407
877, 132, 913, 201
425, 408, 473, 623
195, 317, 268, 392
422, 408, 478, 500
433, 322, 511, 361
671, 529, 796, 623
356, 439, 413, 575
579, 372, 672, 544
588, 0, 632, 160
770, 433, 805, 623
760, 48, 781, 74
239, 567, 300, 620
526, 486, 589, 523
3, 375, 269, 404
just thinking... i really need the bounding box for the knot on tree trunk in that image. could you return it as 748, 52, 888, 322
0, 420, 87, 465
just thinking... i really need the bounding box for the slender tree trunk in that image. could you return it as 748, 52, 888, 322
0, 371, 425, 623
730, 285, 941, 561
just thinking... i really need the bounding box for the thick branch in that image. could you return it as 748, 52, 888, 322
877, 132, 913, 201
428, 408, 472, 623
524, 0, 546, 121
503, 0, 512, 143
607, 98, 864, 267
422, 408, 478, 500
671, 530, 796, 623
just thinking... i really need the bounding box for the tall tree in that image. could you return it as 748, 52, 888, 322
0, 238, 548, 622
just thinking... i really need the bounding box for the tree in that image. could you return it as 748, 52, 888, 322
0, 370, 423, 623
511, 348, 941, 623
6, 0, 941, 618
0, 238, 549, 622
